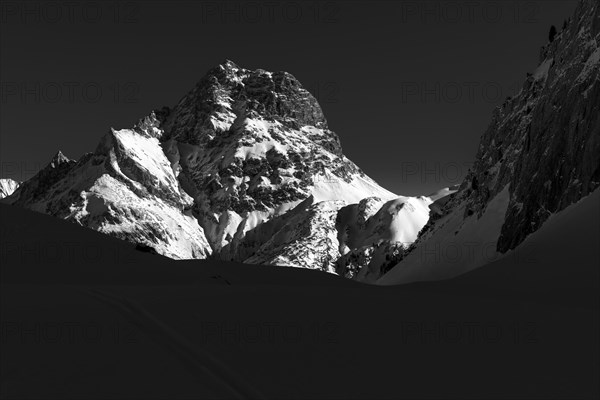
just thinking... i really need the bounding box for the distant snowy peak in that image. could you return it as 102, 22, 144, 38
0, 179, 20, 199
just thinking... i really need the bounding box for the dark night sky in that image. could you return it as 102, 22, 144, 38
0, 0, 577, 195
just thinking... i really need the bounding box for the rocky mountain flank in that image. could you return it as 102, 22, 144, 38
377, 0, 600, 284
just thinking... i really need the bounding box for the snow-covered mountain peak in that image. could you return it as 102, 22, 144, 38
4, 61, 412, 270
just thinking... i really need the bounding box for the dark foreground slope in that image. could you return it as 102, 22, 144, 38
1, 204, 598, 399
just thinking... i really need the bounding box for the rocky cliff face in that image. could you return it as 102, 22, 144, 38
378, 0, 600, 284
467, 0, 600, 253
